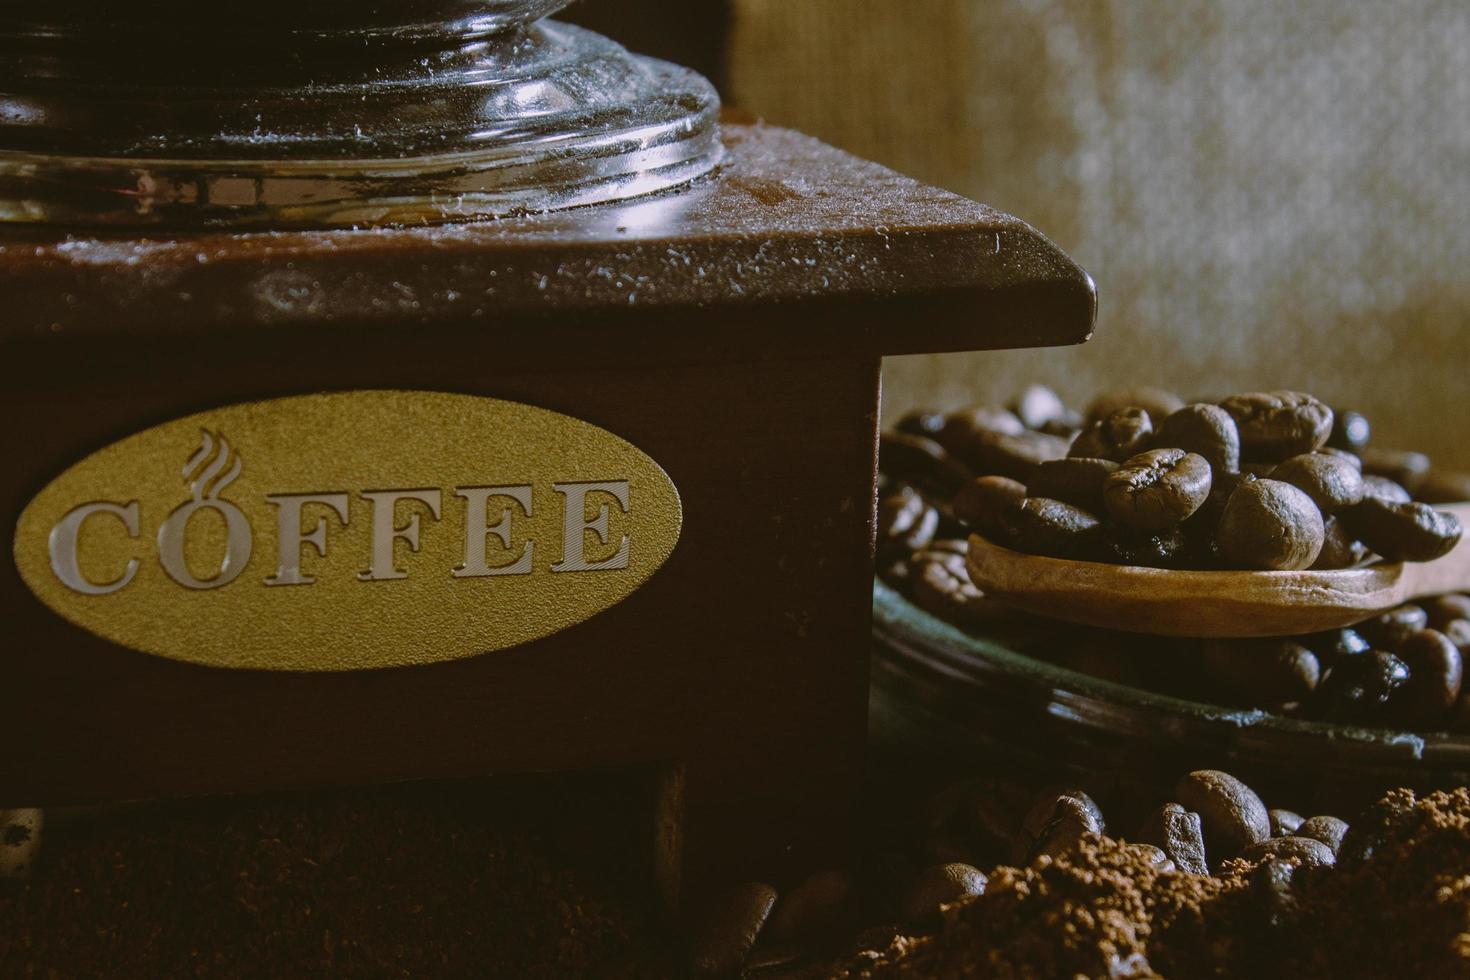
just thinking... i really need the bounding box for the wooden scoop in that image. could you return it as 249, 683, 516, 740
965, 503, 1470, 637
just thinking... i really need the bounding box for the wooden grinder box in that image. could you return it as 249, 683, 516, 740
0, 123, 1094, 908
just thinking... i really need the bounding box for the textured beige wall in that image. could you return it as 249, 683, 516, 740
730, 0, 1470, 466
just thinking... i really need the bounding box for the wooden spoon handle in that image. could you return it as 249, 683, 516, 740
1398, 502, 1470, 600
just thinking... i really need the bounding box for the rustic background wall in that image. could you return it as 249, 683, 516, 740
726, 0, 1470, 466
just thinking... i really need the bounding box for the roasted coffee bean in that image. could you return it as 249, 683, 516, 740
1302, 626, 1372, 662
1251, 859, 1301, 928
1269, 809, 1304, 837
1328, 409, 1371, 452
1240, 461, 1279, 478
877, 487, 939, 563
765, 870, 855, 941
999, 496, 1104, 560
688, 881, 778, 977
1311, 516, 1371, 570
1216, 478, 1325, 570
1173, 770, 1271, 858
909, 549, 995, 629
952, 474, 1027, 540
1361, 474, 1413, 505
1027, 795, 1105, 862
1423, 594, 1470, 629
1272, 451, 1364, 512
1220, 391, 1334, 462
1136, 802, 1209, 875
1127, 843, 1176, 874
1085, 386, 1184, 425
1359, 605, 1429, 650
1296, 815, 1349, 855
1359, 446, 1431, 494
1240, 835, 1336, 869
900, 863, 986, 928
1199, 638, 1320, 704
1393, 628, 1463, 724
1069, 407, 1154, 463
961, 780, 1032, 869
1309, 650, 1410, 724
1009, 383, 1071, 431
1337, 790, 1418, 868
1342, 498, 1462, 562
896, 410, 947, 438
1027, 457, 1118, 513
1103, 524, 1190, 568
1442, 618, 1470, 653
880, 433, 974, 496
1022, 787, 1106, 843
1417, 469, 1470, 504
1156, 403, 1241, 474
1103, 448, 1213, 530
938, 404, 1026, 443
1320, 447, 1363, 469
938, 410, 1067, 479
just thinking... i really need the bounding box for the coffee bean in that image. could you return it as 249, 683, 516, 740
1359, 446, 1431, 494
1174, 770, 1271, 858
1320, 447, 1363, 469
1442, 618, 1470, 653
1359, 604, 1429, 650
1393, 628, 1463, 725
1417, 469, 1470, 505
1103, 448, 1212, 530
0, 809, 41, 880
1136, 802, 1209, 875
1342, 498, 1462, 562
1156, 403, 1241, 474
1220, 391, 1334, 462
999, 497, 1104, 560
1009, 384, 1071, 431
909, 549, 992, 628
1296, 816, 1349, 855
1361, 475, 1413, 505
1240, 462, 1279, 478
1022, 787, 1106, 843
877, 487, 939, 563
1269, 809, 1304, 837
1251, 858, 1302, 928
1103, 524, 1190, 568
689, 881, 778, 977
1311, 516, 1371, 569
1328, 409, 1371, 452
1199, 638, 1320, 704
962, 780, 1032, 868
1131, 843, 1176, 874
1027, 457, 1119, 513
895, 410, 946, 438
1310, 650, 1410, 724
1302, 626, 1372, 661
880, 433, 974, 497
1272, 452, 1364, 512
1069, 407, 1154, 463
952, 475, 1026, 540
1086, 387, 1184, 425
939, 410, 1067, 479
1423, 594, 1470, 630
1216, 478, 1325, 570
765, 870, 855, 941
1240, 836, 1336, 869
900, 863, 986, 928
1027, 795, 1105, 862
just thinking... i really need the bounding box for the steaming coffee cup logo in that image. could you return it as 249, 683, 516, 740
15, 391, 683, 671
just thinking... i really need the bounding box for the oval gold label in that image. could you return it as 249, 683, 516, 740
13, 391, 682, 671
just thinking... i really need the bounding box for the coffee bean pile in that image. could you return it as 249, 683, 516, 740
882, 384, 1466, 571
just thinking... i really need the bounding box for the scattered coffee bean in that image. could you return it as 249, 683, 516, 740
1311, 516, 1371, 569
1251, 858, 1302, 928
909, 548, 993, 628
1009, 384, 1070, 431
900, 863, 986, 928
1085, 387, 1184, 425
1269, 809, 1304, 837
1342, 498, 1462, 562
1069, 407, 1154, 463
1131, 843, 1176, 873
1310, 650, 1410, 724
1199, 638, 1320, 705
1174, 770, 1271, 859
1360, 474, 1413, 505
1271, 451, 1364, 512
880, 433, 974, 497
952, 475, 1026, 541
1393, 628, 1463, 724
1359, 604, 1429, 649
1103, 524, 1189, 568
1216, 478, 1325, 570
1319, 447, 1363, 469
1327, 409, 1371, 452
1423, 594, 1470, 630
766, 870, 855, 941
998, 496, 1103, 560
1303, 626, 1372, 661
1103, 448, 1213, 530
1136, 802, 1209, 875
1220, 391, 1333, 462
877, 487, 938, 563
939, 409, 1067, 479
1027, 457, 1119, 514
1156, 403, 1241, 474
1441, 618, 1470, 653
1416, 469, 1470, 505
896, 410, 947, 438
1358, 446, 1431, 494
688, 881, 778, 977
1296, 815, 1349, 854
1240, 835, 1336, 869
1022, 787, 1106, 844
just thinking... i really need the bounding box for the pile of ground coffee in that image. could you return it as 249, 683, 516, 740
838, 788, 1470, 979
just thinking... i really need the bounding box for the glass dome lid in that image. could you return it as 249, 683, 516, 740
0, 1, 723, 227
